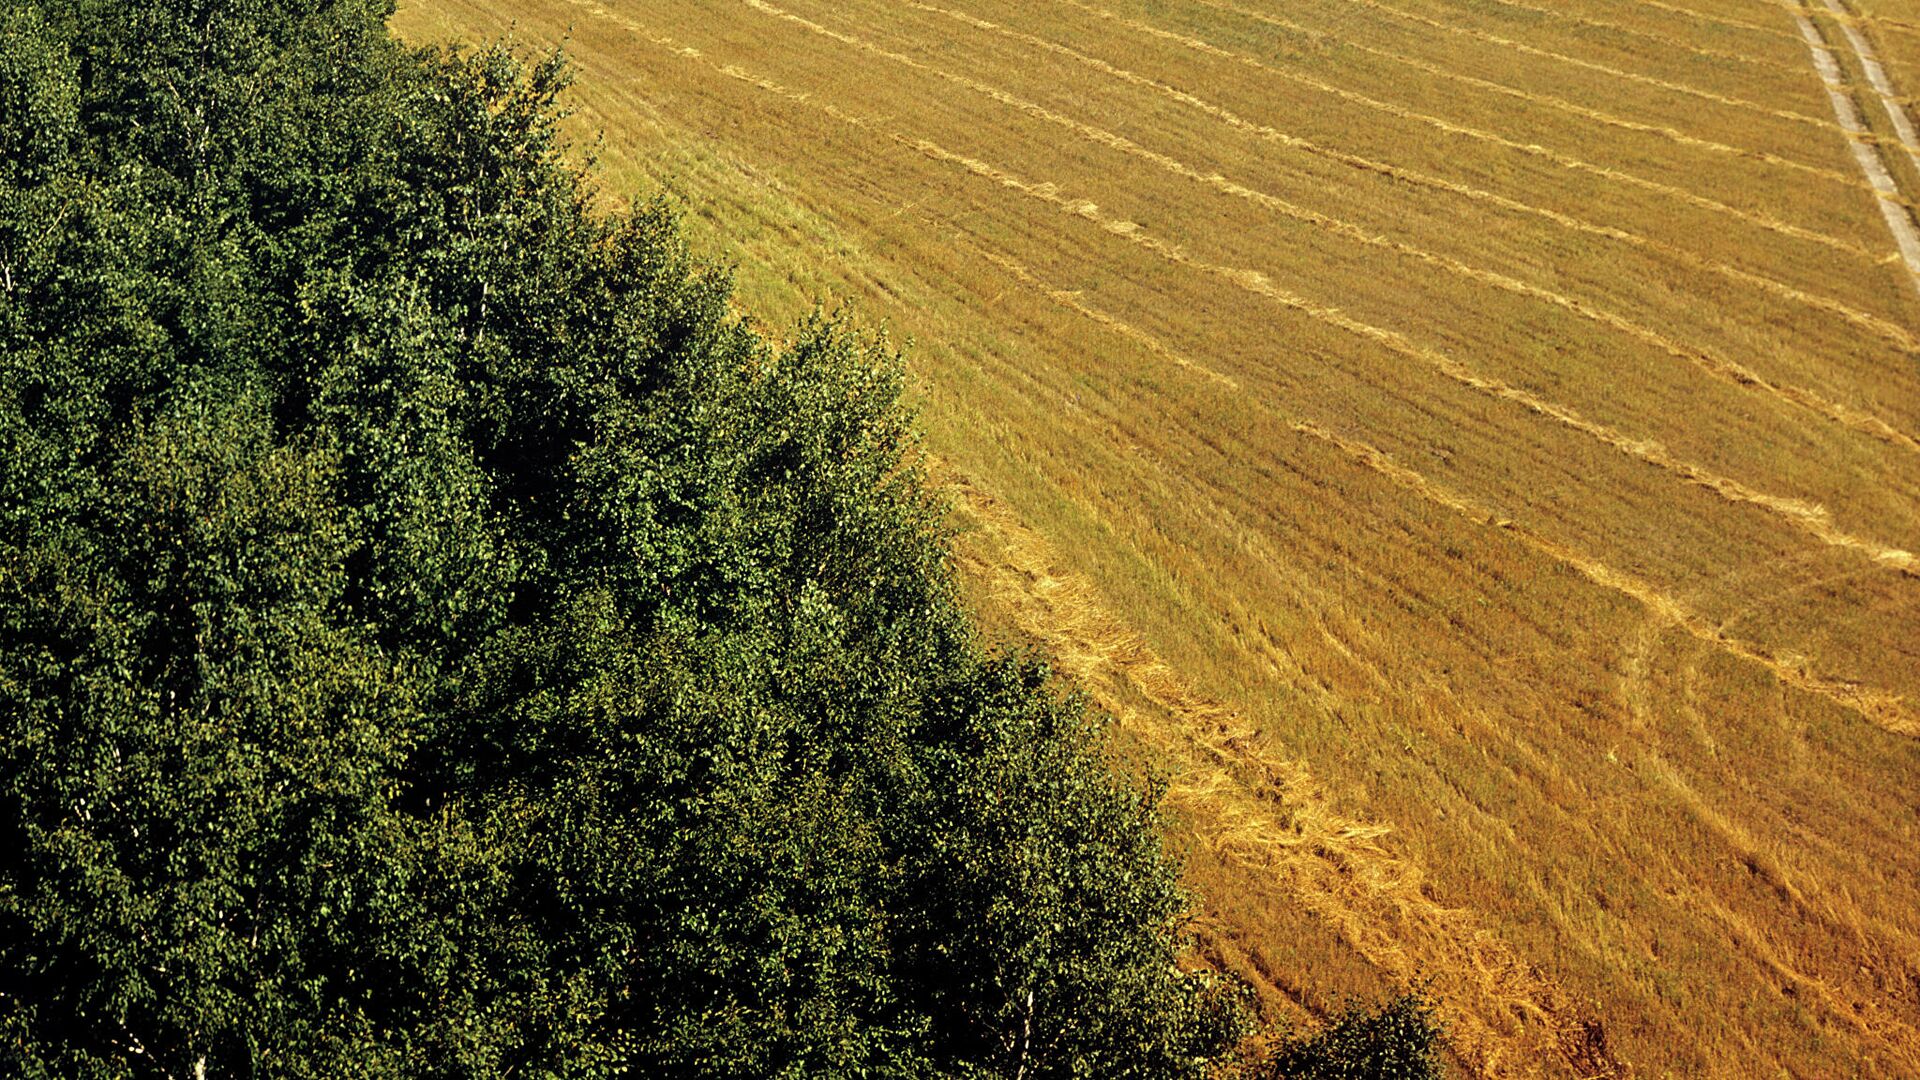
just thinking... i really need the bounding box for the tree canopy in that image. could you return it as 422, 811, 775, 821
0, 1, 1250, 1075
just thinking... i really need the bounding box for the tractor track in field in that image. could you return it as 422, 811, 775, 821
1028, 1, 1920, 349
1814, 0, 1920, 163
1627, 0, 1920, 45
1337, 0, 1852, 135
1066, 0, 1888, 261
1194, 0, 1879, 196
1784, 0, 1920, 289
1290, 421, 1919, 736
1611, 550, 1920, 1063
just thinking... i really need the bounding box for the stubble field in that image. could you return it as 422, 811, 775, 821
392, 0, 1920, 1074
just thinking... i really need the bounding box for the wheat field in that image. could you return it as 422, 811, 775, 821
393, 0, 1920, 1074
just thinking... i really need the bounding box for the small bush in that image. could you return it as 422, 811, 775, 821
1263, 993, 1446, 1080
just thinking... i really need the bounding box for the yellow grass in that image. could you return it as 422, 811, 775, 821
394, 0, 1920, 1075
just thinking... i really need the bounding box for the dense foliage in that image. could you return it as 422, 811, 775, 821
0, 1, 1249, 1074
1261, 995, 1445, 1080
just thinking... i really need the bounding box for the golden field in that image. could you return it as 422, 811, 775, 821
392, 0, 1920, 1074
